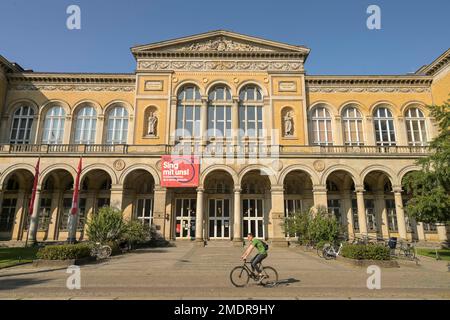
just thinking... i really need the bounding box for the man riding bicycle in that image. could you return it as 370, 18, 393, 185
241, 233, 268, 282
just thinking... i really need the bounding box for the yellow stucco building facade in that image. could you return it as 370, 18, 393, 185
0, 30, 448, 246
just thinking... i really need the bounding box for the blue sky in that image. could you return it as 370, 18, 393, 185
0, 0, 449, 75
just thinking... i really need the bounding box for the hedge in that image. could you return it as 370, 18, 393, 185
341, 244, 391, 260
36, 243, 92, 260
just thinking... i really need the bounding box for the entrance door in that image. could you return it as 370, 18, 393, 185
284, 199, 302, 237
242, 199, 264, 239
175, 198, 196, 239
208, 199, 230, 239
136, 198, 153, 227
0, 198, 17, 239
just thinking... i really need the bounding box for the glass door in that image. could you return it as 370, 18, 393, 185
284, 199, 302, 237
242, 198, 264, 239
175, 198, 196, 239
0, 198, 17, 239
136, 198, 153, 227
208, 199, 230, 239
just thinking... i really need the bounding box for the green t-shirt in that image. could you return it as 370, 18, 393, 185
252, 238, 267, 255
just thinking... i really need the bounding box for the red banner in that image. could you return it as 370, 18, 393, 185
161, 156, 199, 188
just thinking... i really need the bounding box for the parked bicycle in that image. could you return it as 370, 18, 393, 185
230, 260, 278, 287
321, 243, 344, 260
394, 240, 417, 261
90, 242, 112, 260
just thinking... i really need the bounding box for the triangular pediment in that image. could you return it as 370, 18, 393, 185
131, 30, 310, 55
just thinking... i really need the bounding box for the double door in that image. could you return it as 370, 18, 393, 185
175, 198, 196, 239
208, 199, 230, 239
242, 198, 264, 239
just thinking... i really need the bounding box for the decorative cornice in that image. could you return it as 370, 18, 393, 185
8, 73, 136, 92
138, 59, 304, 72
305, 75, 432, 93
415, 48, 450, 76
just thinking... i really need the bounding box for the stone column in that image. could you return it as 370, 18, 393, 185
63, 115, 72, 144
200, 97, 208, 145
341, 191, 354, 239
396, 117, 408, 146
416, 222, 426, 241
436, 223, 448, 245
47, 191, 61, 240
334, 115, 343, 145
312, 185, 328, 212
393, 187, 407, 240
27, 188, 41, 244
95, 115, 105, 144
110, 184, 123, 210
355, 186, 368, 235
364, 116, 375, 146
374, 192, 389, 238
270, 185, 288, 247
152, 186, 167, 240
195, 187, 205, 245
11, 190, 26, 240
232, 97, 240, 146
233, 186, 242, 246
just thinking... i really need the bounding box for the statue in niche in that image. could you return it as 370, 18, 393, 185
284, 111, 294, 137
147, 112, 158, 136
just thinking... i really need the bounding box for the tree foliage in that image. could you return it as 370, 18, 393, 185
402, 100, 450, 223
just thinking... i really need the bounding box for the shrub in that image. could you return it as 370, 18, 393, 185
341, 244, 391, 260
284, 208, 340, 244
36, 243, 91, 260
86, 206, 127, 244
121, 220, 152, 248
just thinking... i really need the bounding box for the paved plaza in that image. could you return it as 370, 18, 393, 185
0, 243, 449, 300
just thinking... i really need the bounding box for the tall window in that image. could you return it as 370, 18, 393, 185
74, 106, 97, 144
239, 85, 263, 137
208, 85, 232, 138
311, 105, 333, 145
373, 106, 396, 146
106, 105, 128, 144
176, 85, 201, 139
42, 106, 65, 144
405, 107, 427, 146
10, 106, 34, 144
342, 105, 364, 145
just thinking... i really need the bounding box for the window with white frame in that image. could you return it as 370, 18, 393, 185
405, 107, 427, 146
106, 105, 128, 144
208, 85, 232, 138
42, 106, 66, 144
74, 105, 97, 144
373, 106, 396, 146
342, 105, 364, 145
10, 106, 34, 144
239, 85, 263, 138
176, 85, 201, 139
310, 105, 333, 145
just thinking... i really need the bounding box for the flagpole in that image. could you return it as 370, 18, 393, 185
68, 156, 82, 244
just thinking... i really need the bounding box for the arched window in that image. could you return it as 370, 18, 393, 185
405, 107, 427, 146
74, 105, 97, 144
10, 106, 34, 144
106, 105, 128, 144
42, 106, 65, 144
373, 106, 396, 146
310, 105, 333, 145
342, 105, 364, 145
208, 85, 232, 138
176, 85, 201, 139
239, 85, 263, 137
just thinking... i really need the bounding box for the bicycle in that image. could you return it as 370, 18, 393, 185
394, 241, 417, 261
90, 242, 112, 260
230, 260, 278, 287
321, 243, 344, 260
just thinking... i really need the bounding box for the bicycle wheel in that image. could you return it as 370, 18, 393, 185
323, 247, 335, 260
260, 266, 278, 286
230, 266, 250, 287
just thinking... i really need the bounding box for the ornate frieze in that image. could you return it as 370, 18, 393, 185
10, 84, 135, 92
169, 37, 274, 52
138, 60, 304, 72
307, 87, 431, 93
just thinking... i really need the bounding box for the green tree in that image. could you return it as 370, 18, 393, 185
403, 100, 450, 223
86, 206, 127, 244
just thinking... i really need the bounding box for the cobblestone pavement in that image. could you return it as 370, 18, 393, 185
0, 243, 449, 299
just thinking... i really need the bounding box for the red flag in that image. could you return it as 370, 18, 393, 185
28, 158, 40, 216
71, 158, 82, 215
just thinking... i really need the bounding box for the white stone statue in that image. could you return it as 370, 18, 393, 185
148, 112, 157, 136
284, 111, 294, 136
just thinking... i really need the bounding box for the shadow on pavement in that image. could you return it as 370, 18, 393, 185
0, 277, 51, 290
265, 278, 300, 287
0, 267, 67, 278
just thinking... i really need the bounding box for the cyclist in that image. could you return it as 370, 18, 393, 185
241, 232, 268, 282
